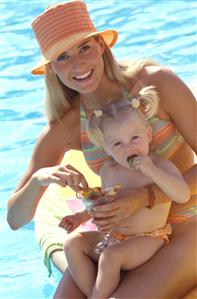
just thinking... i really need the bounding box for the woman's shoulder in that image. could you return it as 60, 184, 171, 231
127, 64, 175, 96
142, 65, 196, 113
139, 64, 179, 87
130, 64, 195, 115
140, 64, 194, 99
125, 60, 175, 88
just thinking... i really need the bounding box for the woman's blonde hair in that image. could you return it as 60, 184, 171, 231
88, 86, 159, 148
44, 35, 160, 122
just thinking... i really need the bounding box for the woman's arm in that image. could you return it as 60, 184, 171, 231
157, 68, 197, 153
7, 114, 87, 230
7, 123, 66, 229
156, 67, 197, 194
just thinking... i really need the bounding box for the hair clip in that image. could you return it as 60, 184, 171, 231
94, 110, 103, 118
130, 97, 140, 109
121, 87, 140, 109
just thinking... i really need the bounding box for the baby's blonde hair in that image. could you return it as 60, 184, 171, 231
88, 86, 159, 148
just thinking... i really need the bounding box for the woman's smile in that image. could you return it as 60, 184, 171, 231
73, 70, 93, 81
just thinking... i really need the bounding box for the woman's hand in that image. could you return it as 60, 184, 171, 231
91, 188, 148, 231
33, 164, 88, 191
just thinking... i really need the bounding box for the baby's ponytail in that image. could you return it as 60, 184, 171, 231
137, 85, 159, 119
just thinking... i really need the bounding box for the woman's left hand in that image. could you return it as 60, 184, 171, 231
91, 188, 147, 231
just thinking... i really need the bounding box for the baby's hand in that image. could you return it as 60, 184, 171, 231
59, 213, 82, 233
133, 155, 155, 177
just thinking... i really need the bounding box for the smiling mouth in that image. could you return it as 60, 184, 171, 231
73, 70, 93, 81
127, 155, 138, 167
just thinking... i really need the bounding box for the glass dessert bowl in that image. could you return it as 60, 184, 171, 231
76, 185, 120, 254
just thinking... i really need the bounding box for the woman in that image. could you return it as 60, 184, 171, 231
7, 1, 197, 298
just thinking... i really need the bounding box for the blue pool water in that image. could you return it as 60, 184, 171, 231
1, 1, 196, 298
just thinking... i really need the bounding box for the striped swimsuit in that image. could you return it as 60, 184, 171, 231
80, 100, 196, 227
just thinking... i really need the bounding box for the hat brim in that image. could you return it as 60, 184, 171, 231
31, 29, 118, 75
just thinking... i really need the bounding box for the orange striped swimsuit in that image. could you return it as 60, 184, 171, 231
80, 99, 196, 227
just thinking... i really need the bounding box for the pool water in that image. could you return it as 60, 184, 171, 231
1, 1, 196, 298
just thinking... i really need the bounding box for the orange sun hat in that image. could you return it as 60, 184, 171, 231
31, 0, 118, 75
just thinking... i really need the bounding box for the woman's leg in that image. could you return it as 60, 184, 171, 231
91, 236, 164, 299
51, 250, 86, 299
53, 267, 87, 299
111, 216, 197, 299
51, 249, 68, 273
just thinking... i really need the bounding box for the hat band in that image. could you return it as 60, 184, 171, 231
44, 31, 99, 61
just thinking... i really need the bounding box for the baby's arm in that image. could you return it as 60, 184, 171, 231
133, 156, 190, 203
59, 209, 91, 233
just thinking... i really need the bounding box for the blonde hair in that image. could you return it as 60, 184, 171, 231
44, 65, 79, 121
44, 35, 160, 122
88, 86, 159, 148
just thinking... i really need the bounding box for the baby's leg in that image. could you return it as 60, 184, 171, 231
64, 231, 100, 297
91, 236, 164, 299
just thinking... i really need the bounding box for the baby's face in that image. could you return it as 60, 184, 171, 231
103, 113, 152, 168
